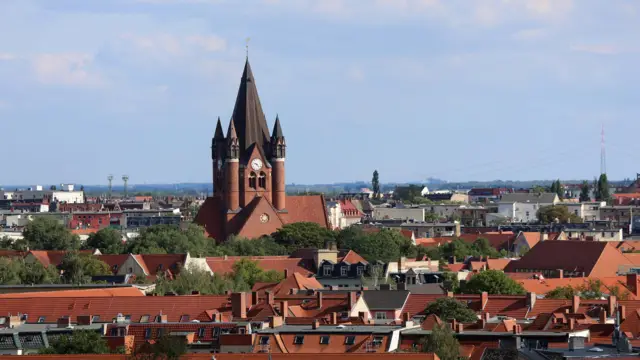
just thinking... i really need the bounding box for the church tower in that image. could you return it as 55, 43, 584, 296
216, 57, 285, 215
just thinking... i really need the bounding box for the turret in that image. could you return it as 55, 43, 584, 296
271, 115, 286, 211
212, 117, 225, 196
226, 119, 240, 211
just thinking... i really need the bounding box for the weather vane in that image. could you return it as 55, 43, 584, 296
245, 37, 251, 58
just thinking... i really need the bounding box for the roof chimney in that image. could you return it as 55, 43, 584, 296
250, 291, 259, 308
481, 292, 489, 310
607, 296, 617, 317
572, 295, 580, 314
526, 292, 536, 310
627, 274, 639, 296
312, 319, 320, 329
599, 310, 608, 324
557, 269, 564, 278
619, 305, 627, 321
284, 269, 289, 278
231, 292, 247, 319
331, 312, 338, 325
316, 291, 323, 309
280, 301, 288, 319
266, 291, 274, 305
269, 316, 283, 329
569, 318, 575, 330
348, 292, 357, 309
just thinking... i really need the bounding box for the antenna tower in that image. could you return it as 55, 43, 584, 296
107, 175, 114, 199
122, 175, 129, 199
601, 124, 607, 175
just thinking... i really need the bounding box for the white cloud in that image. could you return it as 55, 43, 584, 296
570, 44, 620, 55
32, 53, 104, 87
511, 28, 547, 41
0, 53, 16, 61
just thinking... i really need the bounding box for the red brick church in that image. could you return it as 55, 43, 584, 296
195, 58, 329, 241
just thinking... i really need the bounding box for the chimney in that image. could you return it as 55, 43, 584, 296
266, 291, 274, 305
447, 292, 454, 298
599, 310, 608, 324
331, 312, 338, 325
269, 316, 283, 329
284, 269, 289, 278
572, 295, 580, 314
317, 292, 323, 309
627, 274, 639, 296
454, 221, 461, 237
359, 311, 368, 323
5, 316, 21, 328
451, 319, 458, 331
619, 305, 627, 321
312, 319, 320, 329
380, 283, 391, 291
557, 269, 564, 279
398, 257, 406, 270
250, 292, 259, 307
481, 292, 489, 310
456, 323, 464, 333
231, 292, 247, 319
348, 292, 357, 309
280, 301, 288, 319
526, 292, 536, 310
159, 314, 168, 323
77, 315, 92, 326
483, 312, 490, 322
607, 296, 617, 316
397, 283, 406, 291
57, 317, 71, 328
569, 318, 575, 330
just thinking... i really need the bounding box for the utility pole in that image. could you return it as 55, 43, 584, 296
107, 175, 114, 199
122, 175, 129, 199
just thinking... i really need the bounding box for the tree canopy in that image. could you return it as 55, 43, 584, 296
419, 324, 460, 360
372, 170, 380, 199
463, 270, 526, 295
125, 224, 214, 256
594, 174, 611, 202
271, 222, 337, 252
0, 257, 59, 285
83, 228, 125, 254
39, 330, 110, 355
579, 181, 591, 202
423, 297, 477, 323
337, 227, 416, 263
22, 217, 80, 250
537, 205, 583, 224
59, 252, 112, 285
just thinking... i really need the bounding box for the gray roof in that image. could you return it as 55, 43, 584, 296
500, 193, 558, 204
405, 283, 446, 295
258, 324, 402, 334
362, 290, 410, 310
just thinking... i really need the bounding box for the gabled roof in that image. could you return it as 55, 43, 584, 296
0, 287, 144, 298
338, 250, 368, 265
362, 290, 410, 310
26, 250, 94, 267
252, 272, 323, 296
518, 232, 542, 249
504, 240, 634, 277
486, 259, 511, 271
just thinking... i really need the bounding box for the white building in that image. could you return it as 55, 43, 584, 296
326, 200, 363, 229
1, 184, 84, 204
564, 201, 605, 222
372, 207, 424, 222
498, 193, 559, 223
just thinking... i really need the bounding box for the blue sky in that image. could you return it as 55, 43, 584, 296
1, 0, 639, 186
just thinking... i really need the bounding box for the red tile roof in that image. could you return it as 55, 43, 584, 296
0, 288, 144, 298
0, 295, 231, 323
251, 273, 323, 296
26, 250, 94, 267
486, 259, 511, 271
0, 355, 440, 360
338, 250, 368, 265
206, 256, 312, 277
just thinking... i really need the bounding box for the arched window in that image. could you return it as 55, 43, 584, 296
249, 172, 257, 189
258, 172, 266, 188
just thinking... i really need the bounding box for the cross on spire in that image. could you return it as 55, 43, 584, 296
245, 37, 251, 58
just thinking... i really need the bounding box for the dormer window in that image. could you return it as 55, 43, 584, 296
323, 266, 332, 276
341, 266, 348, 277
357, 266, 364, 276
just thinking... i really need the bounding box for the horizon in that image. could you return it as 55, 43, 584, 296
1, 1, 639, 184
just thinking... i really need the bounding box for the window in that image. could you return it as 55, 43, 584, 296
125, 315, 131, 321
357, 266, 364, 276
294, 335, 304, 345
375, 312, 387, 320
110, 328, 118, 336
157, 328, 164, 338
575, 210, 579, 215
212, 328, 220, 339
525, 211, 530, 217
112, 264, 118, 272
373, 336, 384, 346
249, 172, 257, 189
140, 315, 150, 323
341, 267, 348, 276
198, 328, 206, 337
323, 266, 332, 276
144, 328, 152, 339
260, 336, 270, 345
92, 315, 100, 322
128, 267, 133, 274
320, 336, 330, 344
345, 336, 356, 345
37, 316, 46, 323
258, 172, 267, 188
155, 315, 162, 323
179, 315, 190, 322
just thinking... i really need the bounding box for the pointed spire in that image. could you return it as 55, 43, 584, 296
214, 117, 225, 139
271, 114, 284, 139
227, 118, 238, 140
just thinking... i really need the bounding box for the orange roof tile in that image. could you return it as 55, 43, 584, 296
339, 250, 368, 265
517, 276, 637, 299
520, 232, 542, 248
206, 256, 312, 277
0, 287, 144, 298
486, 259, 511, 271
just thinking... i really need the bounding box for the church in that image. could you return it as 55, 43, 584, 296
195, 58, 330, 241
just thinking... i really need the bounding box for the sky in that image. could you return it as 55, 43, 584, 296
1, 0, 639, 186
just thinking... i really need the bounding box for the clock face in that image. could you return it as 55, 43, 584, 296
260, 213, 269, 223
251, 158, 263, 171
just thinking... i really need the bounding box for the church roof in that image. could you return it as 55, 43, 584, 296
230, 58, 271, 159
272, 114, 284, 139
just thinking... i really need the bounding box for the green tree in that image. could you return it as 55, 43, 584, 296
463, 270, 526, 295
424, 297, 477, 323
215, 235, 287, 256
0, 257, 23, 285
39, 330, 110, 354
59, 252, 111, 285
231, 259, 284, 287
419, 324, 460, 360
441, 272, 460, 293
393, 184, 424, 202
577, 279, 604, 300
22, 217, 80, 250
338, 227, 416, 263
126, 224, 214, 256
271, 222, 336, 252
531, 185, 547, 193
83, 228, 125, 254
545, 285, 576, 299
424, 212, 440, 222
579, 181, 591, 202
537, 205, 583, 224
372, 170, 380, 199
153, 266, 247, 296
596, 173, 610, 202
552, 179, 564, 200
0, 257, 59, 285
